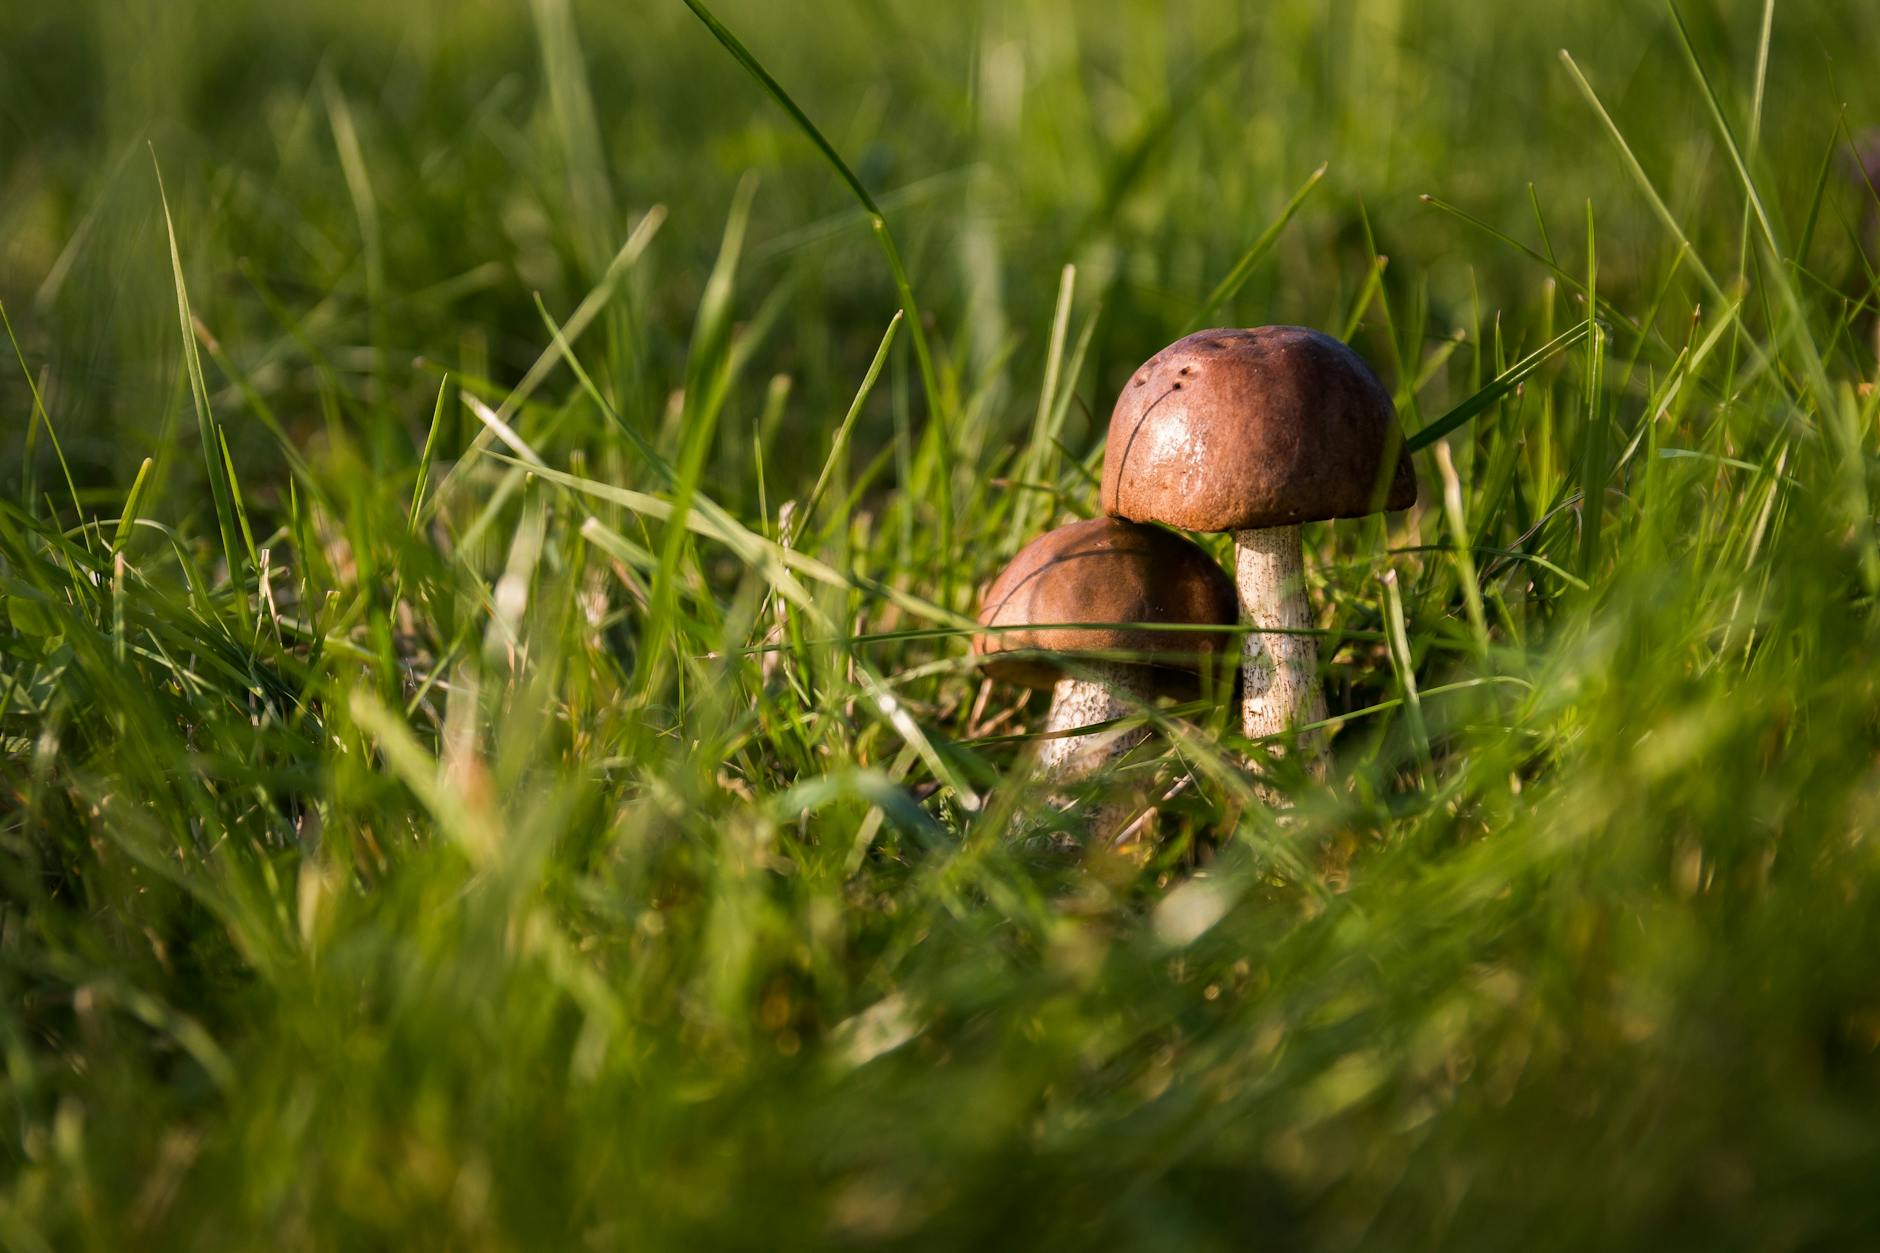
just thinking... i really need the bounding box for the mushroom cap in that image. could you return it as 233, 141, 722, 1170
1100, 326, 1417, 533
973, 516, 1238, 691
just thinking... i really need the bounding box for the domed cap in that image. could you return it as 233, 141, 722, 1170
1100, 326, 1417, 532
973, 517, 1237, 690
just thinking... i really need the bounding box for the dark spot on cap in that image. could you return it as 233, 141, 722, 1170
1100, 326, 1418, 532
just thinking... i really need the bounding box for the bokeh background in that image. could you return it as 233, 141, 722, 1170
7, 0, 1875, 489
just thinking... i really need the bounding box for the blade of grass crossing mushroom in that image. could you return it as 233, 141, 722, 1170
1354, 203, 1411, 413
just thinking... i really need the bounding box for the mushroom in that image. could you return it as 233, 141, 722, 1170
1100, 326, 1416, 775
975, 516, 1238, 779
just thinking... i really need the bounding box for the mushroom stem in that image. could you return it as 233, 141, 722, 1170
1037, 661, 1152, 779
1234, 525, 1330, 779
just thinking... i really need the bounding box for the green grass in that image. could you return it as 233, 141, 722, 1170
7, 0, 1880, 1246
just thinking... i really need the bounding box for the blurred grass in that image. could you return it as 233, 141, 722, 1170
7, 0, 1880, 1247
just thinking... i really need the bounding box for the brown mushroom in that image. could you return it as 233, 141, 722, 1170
1100, 327, 1416, 774
975, 516, 1237, 778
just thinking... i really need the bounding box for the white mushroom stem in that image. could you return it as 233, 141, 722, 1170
1234, 525, 1330, 779
1037, 660, 1152, 779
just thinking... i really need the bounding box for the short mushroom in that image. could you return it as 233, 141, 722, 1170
1100, 326, 1416, 774
975, 516, 1238, 779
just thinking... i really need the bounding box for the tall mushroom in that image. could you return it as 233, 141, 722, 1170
975, 516, 1237, 779
1100, 327, 1416, 774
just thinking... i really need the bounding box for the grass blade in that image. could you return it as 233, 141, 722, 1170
114, 458, 153, 554
427, 205, 666, 513
1558, 48, 1726, 305
1185, 163, 1326, 333
677, 0, 953, 589
1381, 568, 1430, 786
1576, 206, 1608, 581
1, 300, 88, 547
1407, 321, 1591, 452
152, 150, 248, 623
801, 310, 902, 537
1007, 265, 1076, 550
409, 376, 450, 534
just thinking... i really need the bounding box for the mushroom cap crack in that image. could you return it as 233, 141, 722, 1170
1101, 325, 1417, 532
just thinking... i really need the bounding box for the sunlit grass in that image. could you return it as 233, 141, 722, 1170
5, 0, 1880, 1247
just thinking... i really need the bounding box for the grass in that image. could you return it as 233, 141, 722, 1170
6, 0, 1880, 1246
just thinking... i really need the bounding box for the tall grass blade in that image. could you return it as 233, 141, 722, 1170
1185, 163, 1326, 333
1407, 322, 1591, 452
802, 310, 902, 535
114, 458, 154, 553
677, 0, 952, 585
152, 150, 248, 622
1558, 49, 1726, 305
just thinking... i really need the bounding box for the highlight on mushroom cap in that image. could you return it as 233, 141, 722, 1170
1100, 325, 1417, 533
973, 516, 1238, 691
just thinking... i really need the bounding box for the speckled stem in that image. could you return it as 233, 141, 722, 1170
1037, 661, 1151, 780
1234, 525, 1329, 780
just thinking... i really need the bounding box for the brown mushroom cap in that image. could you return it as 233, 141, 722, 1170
1100, 326, 1417, 532
973, 516, 1238, 690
